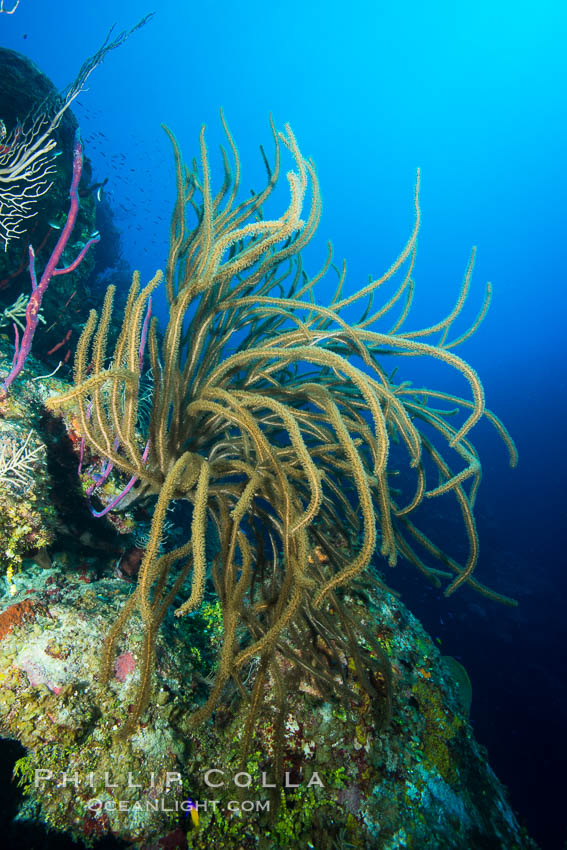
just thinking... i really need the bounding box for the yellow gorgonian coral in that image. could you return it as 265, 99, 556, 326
47, 115, 516, 750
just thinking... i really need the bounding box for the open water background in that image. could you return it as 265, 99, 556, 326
1, 2, 566, 847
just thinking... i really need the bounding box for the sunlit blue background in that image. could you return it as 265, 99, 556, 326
2, 2, 566, 847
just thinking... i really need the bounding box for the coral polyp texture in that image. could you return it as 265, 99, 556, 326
0, 116, 531, 848
46, 117, 517, 744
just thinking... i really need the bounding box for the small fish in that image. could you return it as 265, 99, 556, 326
184, 798, 199, 828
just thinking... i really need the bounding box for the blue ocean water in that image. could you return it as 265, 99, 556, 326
1, 2, 566, 847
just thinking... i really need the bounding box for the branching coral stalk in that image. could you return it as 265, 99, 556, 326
46, 115, 517, 742
0, 131, 99, 397
0, 13, 153, 250
0, 1, 20, 13
0, 428, 44, 490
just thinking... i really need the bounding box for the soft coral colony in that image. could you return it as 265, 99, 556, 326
43, 112, 517, 755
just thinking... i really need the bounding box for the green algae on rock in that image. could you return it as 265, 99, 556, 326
0, 554, 537, 849
0, 302, 537, 849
